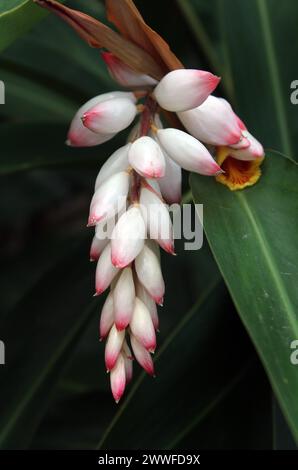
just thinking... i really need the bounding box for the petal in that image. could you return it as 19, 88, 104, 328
99, 291, 114, 340
82, 97, 137, 134
95, 243, 120, 295
67, 91, 135, 147
88, 171, 130, 226
178, 96, 242, 146
135, 242, 165, 305
136, 281, 159, 330
105, 324, 125, 371
153, 69, 220, 112
158, 152, 182, 204
139, 184, 174, 254
113, 267, 135, 330
130, 334, 155, 375
128, 136, 165, 178
157, 128, 221, 175
130, 298, 156, 352
90, 235, 108, 262
229, 132, 265, 161
111, 205, 146, 268
110, 353, 126, 403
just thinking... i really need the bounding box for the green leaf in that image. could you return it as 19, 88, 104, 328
0, 1, 48, 52
0, 240, 101, 449
218, 0, 297, 159
190, 152, 298, 442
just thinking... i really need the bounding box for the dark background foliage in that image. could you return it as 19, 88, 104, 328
0, 0, 297, 449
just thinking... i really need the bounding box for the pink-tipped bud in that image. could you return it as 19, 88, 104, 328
229, 131, 264, 161
157, 128, 221, 175
140, 185, 174, 255
136, 281, 159, 331
178, 96, 242, 146
110, 353, 126, 403
99, 291, 114, 340
88, 171, 130, 226
105, 324, 125, 371
82, 97, 137, 134
90, 235, 108, 262
95, 144, 130, 189
130, 298, 156, 352
130, 334, 155, 376
153, 69, 220, 112
111, 205, 146, 268
95, 243, 120, 295
128, 136, 165, 178
113, 267, 135, 330
158, 152, 182, 204
135, 242, 165, 305
101, 52, 157, 88
67, 91, 135, 147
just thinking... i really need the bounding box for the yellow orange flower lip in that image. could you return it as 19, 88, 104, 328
215, 146, 264, 191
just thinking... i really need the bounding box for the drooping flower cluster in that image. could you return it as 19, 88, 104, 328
65, 60, 264, 401
35, 0, 265, 403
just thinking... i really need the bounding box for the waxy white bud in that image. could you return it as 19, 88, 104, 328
135, 242, 165, 305
128, 136, 165, 178
130, 334, 155, 376
157, 128, 221, 175
67, 91, 135, 147
130, 298, 156, 352
88, 171, 130, 226
178, 96, 242, 146
99, 291, 114, 340
95, 243, 120, 295
140, 184, 174, 255
158, 152, 182, 204
110, 353, 126, 403
111, 205, 146, 268
105, 324, 125, 371
82, 97, 137, 134
113, 267, 136, 330
153, 69, 220, 112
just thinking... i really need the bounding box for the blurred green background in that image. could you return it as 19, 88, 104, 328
0, 0, 297, 450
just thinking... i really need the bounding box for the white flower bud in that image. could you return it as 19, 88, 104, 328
178, 96, 242, 146
82, 97, 137, 134
67, 91, 135, 147
157, 128, 221, 175
111, 205, 146, 268
88, 171, 130, 226
135, 242, 165, 305
128, 136, 165, 178
130, 298, 156, 352
153, 69, 220, 112
113, 267, 135, 330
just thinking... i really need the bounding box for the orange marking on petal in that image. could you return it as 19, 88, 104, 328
215, 146, 264, 191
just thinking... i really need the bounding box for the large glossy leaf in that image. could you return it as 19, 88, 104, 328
0, 1, 48, 52
218, 0, 297, 160
190, 152, 298, 442
0, 239, 102, 449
